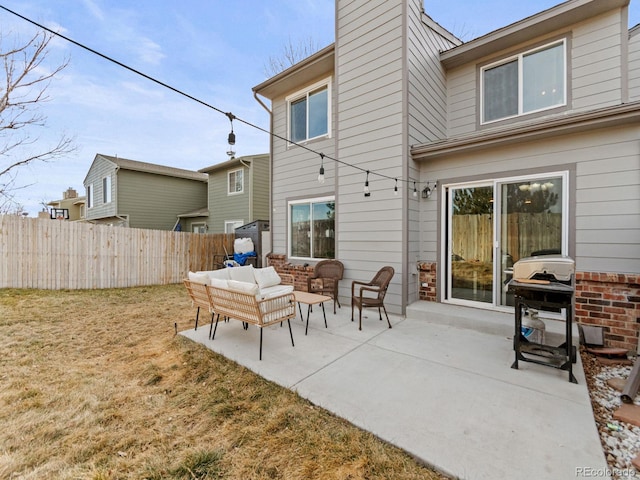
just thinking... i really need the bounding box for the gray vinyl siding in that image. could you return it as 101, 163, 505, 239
270, 83, 336, 257
406, 0, 456, 305
207, 167, 249, 233
628, 28, 640, 100
336, 0, 405, 313
572, 9, 624, 111
418, 125, 640, 275
84, 156, 117, 220
118, 170, 207, 230
250, 155, 270, 224
447, 9, 628, 137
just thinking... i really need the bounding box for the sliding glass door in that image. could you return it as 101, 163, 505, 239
445, 173, 567, 309
448, 184, 494, 304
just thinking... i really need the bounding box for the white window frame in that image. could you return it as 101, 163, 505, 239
225, 220, 244, 233
192, 223, 206, 233
286, 76, 331, 144
480, 39, 566, 124
228, 168, 244, 195
87, 183, 94, 209
288, 195, 335, 261
102, 175, 112, 204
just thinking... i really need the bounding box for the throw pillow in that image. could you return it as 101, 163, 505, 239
227, 280, 259, 296
253, 266, 282, 289
228, 265, 255, 284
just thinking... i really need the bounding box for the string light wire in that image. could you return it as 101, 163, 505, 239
0, 4, 432, 193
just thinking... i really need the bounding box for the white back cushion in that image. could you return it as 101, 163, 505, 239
253, 266, 282, 289
188, 271, 210, 285
228, 265, 255, 284
227, 280, 259, 296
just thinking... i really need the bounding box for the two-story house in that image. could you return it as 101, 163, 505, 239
83, 154, 208, 230
197, 154, 270, 233
254, 0, 640, 349
46, 187, 86, 221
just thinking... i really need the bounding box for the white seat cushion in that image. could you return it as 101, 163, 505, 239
259, 284, 294, 299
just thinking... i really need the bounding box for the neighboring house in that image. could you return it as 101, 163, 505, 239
253, 0, 640, 349
197, 154, 270, 233
46, 187, 86, 221
83, 154, 208, 230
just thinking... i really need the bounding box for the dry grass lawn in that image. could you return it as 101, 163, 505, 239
0, 284, 449, 480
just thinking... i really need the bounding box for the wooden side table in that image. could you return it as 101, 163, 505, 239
293, 291, 332, 335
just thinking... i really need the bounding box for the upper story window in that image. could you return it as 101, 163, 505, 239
481, 40, 566, 124
87, 184, 94, 209
287, 77, 330, 143
228, 168, 243, 195
102, 175, 112, 204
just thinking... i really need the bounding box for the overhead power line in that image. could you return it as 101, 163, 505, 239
0, 4, 435, 195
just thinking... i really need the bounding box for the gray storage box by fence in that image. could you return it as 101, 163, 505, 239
235, 220, 269, 268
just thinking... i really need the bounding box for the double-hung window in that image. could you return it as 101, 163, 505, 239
228, 168, 243, 195
87, 183, 94, 209
287, 78, 330, 143
288, 196, 335, 260
481, 39, 566, 124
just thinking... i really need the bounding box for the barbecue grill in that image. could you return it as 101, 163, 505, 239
508, 255, 577, 383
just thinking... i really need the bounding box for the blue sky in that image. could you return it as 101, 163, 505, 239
1, 0, 638, 215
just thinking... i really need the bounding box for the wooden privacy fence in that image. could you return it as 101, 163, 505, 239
452, 212, 562, 263
0, 215, 234, 290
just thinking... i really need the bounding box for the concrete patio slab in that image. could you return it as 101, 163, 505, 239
181, 301, 609, 480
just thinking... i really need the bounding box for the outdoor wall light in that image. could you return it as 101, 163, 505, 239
413, 182, 418, 197
421, 181, 437, 199
364, 170, 371, 197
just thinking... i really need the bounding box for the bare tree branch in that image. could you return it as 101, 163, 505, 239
263, 37, 321, 77
0, 29, 75, 210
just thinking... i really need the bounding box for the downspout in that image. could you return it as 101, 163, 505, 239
253, 91, 274, 262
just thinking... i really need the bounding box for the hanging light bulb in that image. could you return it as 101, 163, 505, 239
318, 154, 325, 184
394, 178, 398, 196
413, 182, 418, 197
364, 171, 371, 197
226, 112, 236, 159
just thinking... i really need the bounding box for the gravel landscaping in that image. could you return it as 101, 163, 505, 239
583, 350, 640, 479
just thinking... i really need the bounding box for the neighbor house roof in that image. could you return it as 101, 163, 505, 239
199, 153, 268, 174
96, 154, 208, 182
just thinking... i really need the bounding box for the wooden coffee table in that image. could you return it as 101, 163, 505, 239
293, 291, 332, 335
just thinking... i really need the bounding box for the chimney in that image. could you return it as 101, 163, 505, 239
63, 187, 78, 199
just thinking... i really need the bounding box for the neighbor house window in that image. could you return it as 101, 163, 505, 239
481, 40, 566, 123
225, 220, 244, 233
87, 184, 94, 209
287, 77, 330, 143
288, 196, 335, 260
228, 168, 243, 194
102, 175, 112, 204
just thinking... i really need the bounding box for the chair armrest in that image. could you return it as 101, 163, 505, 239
351, 280, 372, 296
357, 284, 381, 301
280, 273, 294, 286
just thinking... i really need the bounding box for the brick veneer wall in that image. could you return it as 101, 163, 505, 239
267, 254, 314, 292
418, 262, 437, 302
575, 272, 640, 351
417, 263, 640, 351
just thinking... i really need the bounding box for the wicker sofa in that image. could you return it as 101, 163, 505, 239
184, 265, 296, 359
